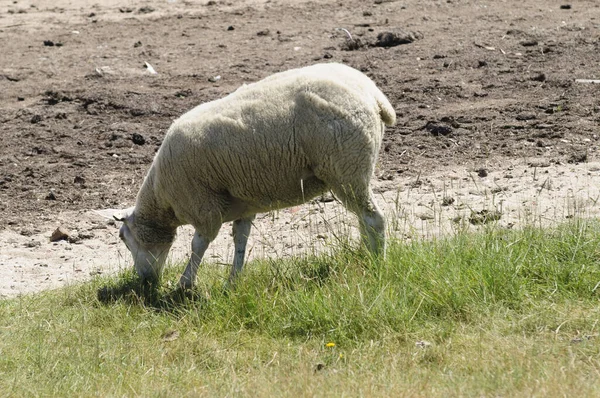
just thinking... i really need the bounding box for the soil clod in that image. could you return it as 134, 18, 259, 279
131, 133, 146, 146
424, 122, 452, 136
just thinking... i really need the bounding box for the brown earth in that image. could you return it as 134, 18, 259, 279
1, 0, 600, 297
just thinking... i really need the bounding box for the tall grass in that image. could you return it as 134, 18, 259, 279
1, 220, 600, 396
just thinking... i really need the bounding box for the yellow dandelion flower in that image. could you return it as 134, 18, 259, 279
326, 342, 335, 348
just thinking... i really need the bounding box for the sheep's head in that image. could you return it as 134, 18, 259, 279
113, 207, 174, 284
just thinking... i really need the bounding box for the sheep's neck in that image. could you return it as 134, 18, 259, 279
135, 170, 177, 244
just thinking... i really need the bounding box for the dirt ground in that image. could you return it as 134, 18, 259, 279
2, 0, 600, 298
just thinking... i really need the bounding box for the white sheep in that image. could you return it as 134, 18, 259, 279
107, 63, 396, 289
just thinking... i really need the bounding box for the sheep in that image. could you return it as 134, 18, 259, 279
107, 63, 396, 289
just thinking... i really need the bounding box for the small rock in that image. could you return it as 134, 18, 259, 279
516, 113, 536, 121
520, 40, 538, 47
134, 41, 142, 48
527, 159, 551, 168
50, 227, 70, 242
138, 6, 155, 13
477, 168, 488, 178
74, 175, 85, 184
491, 186, 507, 194
560, 4, 572, 9
78, 231, 95, 240
43, 40, 55, 46
175, 89, 192, 98
227, 26, 235, 31
340, 38, 364, 51
531, 73, 546, 82
441, 197, 455, 206
256, 29, 269, 36
30, 114, 42, 124
469, 209, 502, 225
409, 179, 423, 188
25, 240, 41, 248
567, 151, 587, 164
65, 230, 81, 243
45, 191, 57, 200
375, 30, 421, 47
318, 193, 335, 203
208, 75, 221, 83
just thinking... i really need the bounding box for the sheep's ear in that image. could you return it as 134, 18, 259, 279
93, 207, 134, 222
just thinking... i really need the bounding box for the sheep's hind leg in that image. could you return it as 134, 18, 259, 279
360, 193, 386, 257
333, 186, 386, 258
229, 215, 256, 284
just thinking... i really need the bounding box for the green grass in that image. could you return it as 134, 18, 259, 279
2, 220, 600, 396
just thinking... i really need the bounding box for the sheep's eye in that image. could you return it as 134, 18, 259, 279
119, 229, 125, 240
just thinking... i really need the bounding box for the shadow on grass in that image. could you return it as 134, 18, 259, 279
97, 279, 209, 312
96, 249, 367, 311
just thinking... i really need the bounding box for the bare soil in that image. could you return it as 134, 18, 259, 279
2, 0, 600, 297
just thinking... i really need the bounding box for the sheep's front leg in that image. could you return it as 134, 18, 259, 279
179, 232, 212, 289
229, 216, 255, 283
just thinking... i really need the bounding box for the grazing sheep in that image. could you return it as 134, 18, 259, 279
109, 63, 396, 289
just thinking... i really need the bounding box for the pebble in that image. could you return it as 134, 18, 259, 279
50, 227, 70, 242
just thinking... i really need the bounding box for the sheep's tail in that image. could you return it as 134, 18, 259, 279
375, 91, 396, 127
